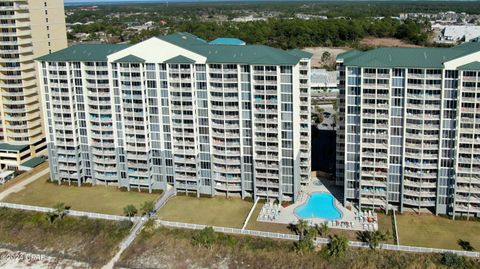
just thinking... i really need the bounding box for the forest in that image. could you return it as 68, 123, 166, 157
66, 1, 471, 48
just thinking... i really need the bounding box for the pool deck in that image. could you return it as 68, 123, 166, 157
257, 178, 378, 231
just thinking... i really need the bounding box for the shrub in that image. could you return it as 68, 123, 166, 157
140, 201, 155, 216
118, 220, 134, 231
357, 230, 391, 250
192, 227, 218, 249
441, 252, 465, 268
293, 227, 317, 254
293, 235, 315, 254
123, 204, 138, 218
325, 235, 349, 257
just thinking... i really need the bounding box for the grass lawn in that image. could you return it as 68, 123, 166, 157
2, 174, 160, 215
157, 195, 252, 228
396, 213, 480, 250
376, 212, 395, 244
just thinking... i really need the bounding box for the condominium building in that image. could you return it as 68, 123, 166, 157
0, 0, 67, 170
336, 40, 480, 218
36, 33, 312, 202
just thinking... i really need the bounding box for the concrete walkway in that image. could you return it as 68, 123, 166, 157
154, 184, 176, 212
102, 186, 176, 269
242, 197, 260, 230
102, 217, 147, 269
0, 166, 49, 201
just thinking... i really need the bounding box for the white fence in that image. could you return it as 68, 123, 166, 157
2, 201, 479, 259
381, 244, 480, 258
156, 219, 480, 258
0, 202, 136, 222
156, 219, 300, 241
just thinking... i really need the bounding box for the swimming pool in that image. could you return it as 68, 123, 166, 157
294, 192, 342, 220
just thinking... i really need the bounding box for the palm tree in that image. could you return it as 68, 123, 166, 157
296, 219, 310, 240
123, 204, 138, 220
306, 227, 318, 240
53, 202, 68, 219
45, 211, 57, 223
317, 222, 329, 238
140, 201, 155, 217
326, 235, 349, 257
358, 230, 390, 250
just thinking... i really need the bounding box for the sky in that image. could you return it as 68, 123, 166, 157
65, 0, 223, 2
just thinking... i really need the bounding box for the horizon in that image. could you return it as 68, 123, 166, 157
64, 0, 480, 4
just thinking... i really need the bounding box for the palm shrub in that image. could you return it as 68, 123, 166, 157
317, 222, 329, 237
358, 230, 391, 250
326, 235, 349, 257
294, 227, 318, 254
296, 219, 310, 240
45, 202, 69, 223
192, 227, 218, 249
53, 202, 69, 219
140, 201, 155, 217
123, 204, 138, 220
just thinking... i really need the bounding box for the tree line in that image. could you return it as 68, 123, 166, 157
170, 18, 430, 49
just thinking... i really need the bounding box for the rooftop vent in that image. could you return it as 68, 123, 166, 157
209, 38, 246, 46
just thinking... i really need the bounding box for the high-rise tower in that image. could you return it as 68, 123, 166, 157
0, 0, 67, 169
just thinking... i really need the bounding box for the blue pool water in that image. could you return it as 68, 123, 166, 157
294, 192, 342, 220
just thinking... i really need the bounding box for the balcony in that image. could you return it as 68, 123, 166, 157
256, 190, 280, 197
455, 195, 480, 204
58, 172, 79, 180
94, 165, 117, 173
402, 198, 435, 207
214, 183, 242, 192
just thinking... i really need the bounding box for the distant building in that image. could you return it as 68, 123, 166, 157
79, 6, 98, 11
295, 14, 327, 20
310, 69, 338, 104
231, 15, 267, 22
437, 25, 480, 44
144, 21, 154, 28
36, 32, 312, 202
310, 69, 338, 93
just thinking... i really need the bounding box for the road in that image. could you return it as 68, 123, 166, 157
0, 167, 49, 201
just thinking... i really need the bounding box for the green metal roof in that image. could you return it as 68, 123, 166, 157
158, 32, 305, 65
36, 44, 130, 62
20, 156, 45, 168
164, 55, 196, 64
287, 49, 313, 59
340, 41, 480, 68
114, 54, 145, 63
337, 49, 363, 61
458, 61, 480, 70
0, 143, 29, 152
37, 33, 310, 65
